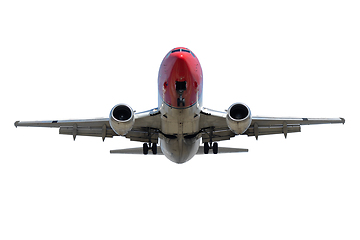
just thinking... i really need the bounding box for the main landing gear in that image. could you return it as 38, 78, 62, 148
143, 143, 157, 155
204, 142, 218, 154
202, 127, 218, 154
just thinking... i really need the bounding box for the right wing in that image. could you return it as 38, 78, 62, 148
15, 108, 162, 143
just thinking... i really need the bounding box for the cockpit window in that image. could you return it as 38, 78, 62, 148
171, 48, 196, 58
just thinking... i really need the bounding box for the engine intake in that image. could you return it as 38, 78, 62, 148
109, 104, 135, 136
226, 103, 252, 134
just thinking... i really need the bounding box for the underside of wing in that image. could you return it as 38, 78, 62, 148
246, 116, 345, 139
15, 118, 115, 141
199, 106, 345, 142
125, 109, 161, 143
199, 107, 234, 143
15, 107, 162, 142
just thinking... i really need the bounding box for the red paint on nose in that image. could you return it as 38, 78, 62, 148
158, 48, 203, 108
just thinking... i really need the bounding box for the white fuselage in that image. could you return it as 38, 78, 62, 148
158, 100, 203, 164
157, 47, 204, 163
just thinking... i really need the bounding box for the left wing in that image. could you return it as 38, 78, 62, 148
199, 107, 345, 142
246, 116, 345, 139
14, 108, 161, 142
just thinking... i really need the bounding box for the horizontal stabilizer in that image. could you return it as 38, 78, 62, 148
110, 146, 248, 155
110, 147, 163, 155
197, 146, 248, 154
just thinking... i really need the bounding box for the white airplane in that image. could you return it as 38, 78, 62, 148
15, 47, 345, 164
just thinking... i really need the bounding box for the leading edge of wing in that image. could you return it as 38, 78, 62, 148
14, 107, 162, 129
251, 116, 345, 126
14, 118, 110, 128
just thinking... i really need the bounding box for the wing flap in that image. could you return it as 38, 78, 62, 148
201, 128, 235, 143
59, 126, 116, 139
125, 129, 159, 143
245, 125, 301, 137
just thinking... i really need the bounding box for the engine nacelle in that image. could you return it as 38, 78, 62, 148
226, 103, 252, 134
109, 104, 135, 136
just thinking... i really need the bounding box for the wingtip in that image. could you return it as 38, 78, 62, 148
14, 121, 19, 128
340, 117, 345, 124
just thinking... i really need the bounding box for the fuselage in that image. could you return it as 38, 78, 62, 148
158, 47, 203, 163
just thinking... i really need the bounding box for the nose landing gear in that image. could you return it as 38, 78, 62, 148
177, 97, 185, 107
176, 81, 187, 107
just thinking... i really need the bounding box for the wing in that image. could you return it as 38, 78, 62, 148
14, 108, 162, 142
199, 108, 235, 142
247, 116, 345, 139
199, 107, 345, 141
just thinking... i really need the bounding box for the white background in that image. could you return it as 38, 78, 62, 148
1, 1, 359, 239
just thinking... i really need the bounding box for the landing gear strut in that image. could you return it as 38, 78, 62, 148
176, 81, 186, 107
177, 97, 185, 107
202, 127, 218, 154
204, 142, 218, 154
143, 143, 157, 155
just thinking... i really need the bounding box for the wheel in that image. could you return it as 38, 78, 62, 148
143, 143, 148, 155
213, 142, 218, 154
152, 143, 157, 155
204, 142, 209, 154
177, 98, 185, 107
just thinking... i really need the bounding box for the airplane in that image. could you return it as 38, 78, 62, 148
14, 47, 345, 164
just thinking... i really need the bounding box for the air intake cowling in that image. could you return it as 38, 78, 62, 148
109, 104, 135, 136
226, 103, 252, 134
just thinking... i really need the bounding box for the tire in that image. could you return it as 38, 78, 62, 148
204, 142, 209, 154
213, 142, 218, 154
152, 143, 157, 155
143, 143, 148, 155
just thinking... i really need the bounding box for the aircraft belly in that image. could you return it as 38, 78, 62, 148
159, 103, 201, 163
160, 137, 200, 164
160, 103, 200, 135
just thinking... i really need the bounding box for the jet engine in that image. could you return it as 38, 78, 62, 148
109, 104, 135, 136
226, 103, 252, 134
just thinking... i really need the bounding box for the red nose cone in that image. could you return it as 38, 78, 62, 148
158, 48, 203, 108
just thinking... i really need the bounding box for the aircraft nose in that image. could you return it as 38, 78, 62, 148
171, 53, 189, 75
